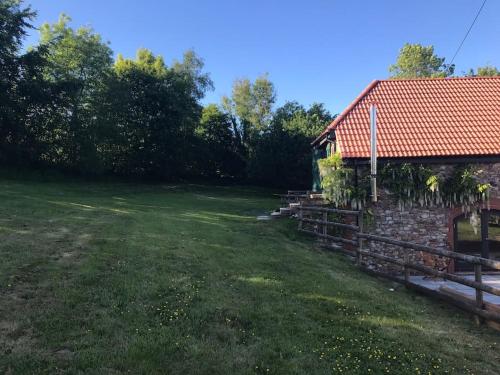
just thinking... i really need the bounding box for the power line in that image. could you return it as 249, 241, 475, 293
449, 0, 488, 69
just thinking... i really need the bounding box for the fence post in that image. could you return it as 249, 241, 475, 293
403, 252, 410, 285
474, 263, 484, 325
474, 264, 483, 308
356, 210, 363, 266
322, 210, 328, 237
298, 207, 303, 230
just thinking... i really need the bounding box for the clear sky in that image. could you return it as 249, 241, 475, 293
23, 0, 500, 115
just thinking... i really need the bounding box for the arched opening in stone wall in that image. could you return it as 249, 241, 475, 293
449, 198, 500, 272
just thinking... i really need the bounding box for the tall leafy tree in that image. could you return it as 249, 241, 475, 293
222, 74, 276, 148
110, 49, 212, 179
172, 50, 214, 100
248, 101, 333, 188
389, 43, 453, 78
38, 14, 113, 171
0, 0, 46, 165
195, 104, 244, 178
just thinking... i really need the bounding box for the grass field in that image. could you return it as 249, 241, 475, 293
0, 175, 499, 374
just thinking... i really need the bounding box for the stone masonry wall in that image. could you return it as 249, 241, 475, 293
362, 162, 500, 274
480, 162, 500, 199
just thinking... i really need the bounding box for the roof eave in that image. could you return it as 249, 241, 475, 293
311, 79, 380, 147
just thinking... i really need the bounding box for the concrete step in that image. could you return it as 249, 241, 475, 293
270, 211, 282, 219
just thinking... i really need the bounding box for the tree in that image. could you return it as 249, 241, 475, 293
247, 101, 333, 188
195, 104, 244, 178
109, 48, 211, 179
0, 0, 42, 165
283, 102, 332, 137
0, 0, 33, 60
477, 65, 500, 76
38, 14, 114, 171
222, 74, 276, 148
172, 50, 214, 100
467, 65, 500, 77
389, 43, 453, 79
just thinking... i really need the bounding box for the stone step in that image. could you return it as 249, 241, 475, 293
279, 207, 292, 216
257, 215, 271, 221
270, 211, 282, 219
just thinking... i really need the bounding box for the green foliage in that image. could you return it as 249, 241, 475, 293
0, 2, 222, 180
376, 164, 491, 210
477, 65, 500, 76
246, 101, 333, 188
0, 1, 331, 187
320, 160, 491, 211
440, 166, 491, 210
0, 0, 45, 165
380, 163, 441, 209
467, 65, 500, 77
38, 14, 114, 171
108, 48, 211, 179
389, 43, 453, 78
318, 152, 367, 209
172, 50, 214, 100
0, 0, 34, 57
195, 104, 244, 179
221, 74, 276, 147
0, 0, 329, 186
3, 2, 500, 190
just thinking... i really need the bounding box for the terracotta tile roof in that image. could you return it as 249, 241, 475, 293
313, 77, 500, 158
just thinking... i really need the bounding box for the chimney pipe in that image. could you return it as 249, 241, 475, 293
370, 104, 377, 202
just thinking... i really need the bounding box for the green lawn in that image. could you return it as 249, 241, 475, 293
457, 219, 500, 241
0, 176, 499, 374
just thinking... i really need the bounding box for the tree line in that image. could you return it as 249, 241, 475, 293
1, 1, 498, 188
0, 1, 333, 188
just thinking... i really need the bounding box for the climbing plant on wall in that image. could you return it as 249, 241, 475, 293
379, 163, 441, 209
318, 154, 491, 211
318, 152, 369, 209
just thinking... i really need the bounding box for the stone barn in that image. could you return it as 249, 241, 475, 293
312, 77, 500, 272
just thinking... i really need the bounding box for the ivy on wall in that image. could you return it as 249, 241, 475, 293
318, 152, 369, 210
318, 153, 491, 211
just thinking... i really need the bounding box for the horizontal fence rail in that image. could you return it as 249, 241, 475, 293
299, 205, 360, 215
300, 217, 360, 231
295, 204, 500, 325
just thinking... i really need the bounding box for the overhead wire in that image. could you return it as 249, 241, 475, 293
448, 0, 488, 72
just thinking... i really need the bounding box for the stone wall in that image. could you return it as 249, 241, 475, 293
362, 162, 500, 274
479, 162, 500, 199
363, 192, 450, 273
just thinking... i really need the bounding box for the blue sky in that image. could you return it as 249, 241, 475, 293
23, 0, 500, 115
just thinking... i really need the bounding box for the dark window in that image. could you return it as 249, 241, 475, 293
453, 210, 500, 271
455, 214, 481, 255
488, 212, 500, 262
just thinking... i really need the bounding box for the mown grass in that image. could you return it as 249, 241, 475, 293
0, 175, 499, 374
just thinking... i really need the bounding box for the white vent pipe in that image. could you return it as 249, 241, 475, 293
370, 104, 377, 202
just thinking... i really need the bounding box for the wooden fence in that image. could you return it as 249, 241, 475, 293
297, 205, 500, 324
277, 191, 323, 206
